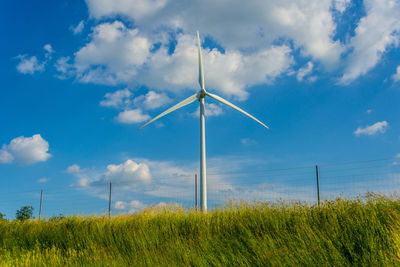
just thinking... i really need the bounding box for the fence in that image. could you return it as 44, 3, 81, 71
1, 156, 400, 219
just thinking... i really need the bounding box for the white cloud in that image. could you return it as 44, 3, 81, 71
241, 138, 258, 146
67, 164, 81, 174
0, 150, 13, 163
191, 103, 223, 117
116, 109, 150, 124
67, 159, 153, 192
140, 34, 292, 99
354, 121, 389, 136
114, 200, 146, 213
62, 23, 292, 99
16, 55, 45, 74
205, 103, 223, 117
133, 91, 171, 110
24, 0, 400, 89
100, 89, 173, 125
66, 157, 194, 200
0, 134, 51, 165
85, 0, 343, 66
77, 177, 90, 187
392, 66, 400, 82
100, 89, 171, 110
85, 0, 167, 20
67, 164, 93, 188
70, 20, 85, 34
114, 200, 183, 213
296, 61, 314, 82
43, 44, 54, 54
366, 109, 373, 114
105, 159, 151, 185
54, 56, 74, 79
66, 156, 319, 207
333, 0, 351, 13
37, 177, 49, 183
74, 21, 151, 85
340, 0, 400, 84
100, 88, 132, 108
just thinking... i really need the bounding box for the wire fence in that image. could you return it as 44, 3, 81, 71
1, 156, 400, 219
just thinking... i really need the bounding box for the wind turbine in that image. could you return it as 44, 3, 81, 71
139, 31, 269, 212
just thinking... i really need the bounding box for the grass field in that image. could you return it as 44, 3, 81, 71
0, 195, 400, 266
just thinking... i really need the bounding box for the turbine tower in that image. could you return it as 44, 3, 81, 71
139, 31, 269, 212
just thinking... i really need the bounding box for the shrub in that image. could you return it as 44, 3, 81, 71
16, 206, 34, 221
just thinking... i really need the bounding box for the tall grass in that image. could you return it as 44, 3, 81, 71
1, 195, 400, 266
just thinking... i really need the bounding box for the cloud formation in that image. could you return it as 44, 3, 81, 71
105, 159, 151, 185
19, 0, 400, 90
392, 66, 400, 82
43, 44, 54, 54
86, 0, 167, 20
297, 62, 315, 82
114, 200, 146, 213
100, 88, 132, 109
142, 34, 292, 100
16, 44, 54, 74
74, 21, 151, 85
0, 134, 51, 164
340, 0, 400, 84
133, 91, 172, 110
333, 0, 351, 13
354, 121, 389, 136
67, 159, 152, 192
85, 0, 343, 66
70, 20, 85, 34
67, 164, 81, 174
66, 22, 292, 99
37, 177, 49, 183
241, 138, 258, 146
100, 88, 172, 125
116, 109, 150, 124
16, 55, 45, 74
68, 155, 319, 212
191, 103, 223, 117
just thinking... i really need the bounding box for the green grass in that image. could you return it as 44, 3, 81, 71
1, 195, 400, 266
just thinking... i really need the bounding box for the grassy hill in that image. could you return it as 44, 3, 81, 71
1, 195, 399, 266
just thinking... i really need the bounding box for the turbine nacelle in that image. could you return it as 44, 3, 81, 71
197, 90, 206, 100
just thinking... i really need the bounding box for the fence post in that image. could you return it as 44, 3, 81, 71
316, 165, 320, 206
108, 182, 112, 218
39, 189, 43, 220
195, 174, 198, 210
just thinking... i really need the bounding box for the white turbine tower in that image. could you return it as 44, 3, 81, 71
139, 31, 269, 212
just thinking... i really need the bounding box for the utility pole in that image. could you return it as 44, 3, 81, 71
195, 174, 198, 210
108, 182, 112, 218
316, 165, 320, 206
39, 189, 43, 220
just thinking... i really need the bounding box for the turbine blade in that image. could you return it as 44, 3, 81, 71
205, 92, 269, 129
197, 31, 205, 90
139, 93, 199, 130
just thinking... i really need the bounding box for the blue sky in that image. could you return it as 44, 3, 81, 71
1, 0, 400, 218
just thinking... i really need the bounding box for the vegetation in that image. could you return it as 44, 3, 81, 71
0, 212, 5, 220
0, 195, 400, 266
15, 206, 34, 221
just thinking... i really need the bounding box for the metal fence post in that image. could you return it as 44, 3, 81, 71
39, 189, 43, 220
316, 165, 320, 206
108, 182, 112, 218
195, 174, 198, 210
